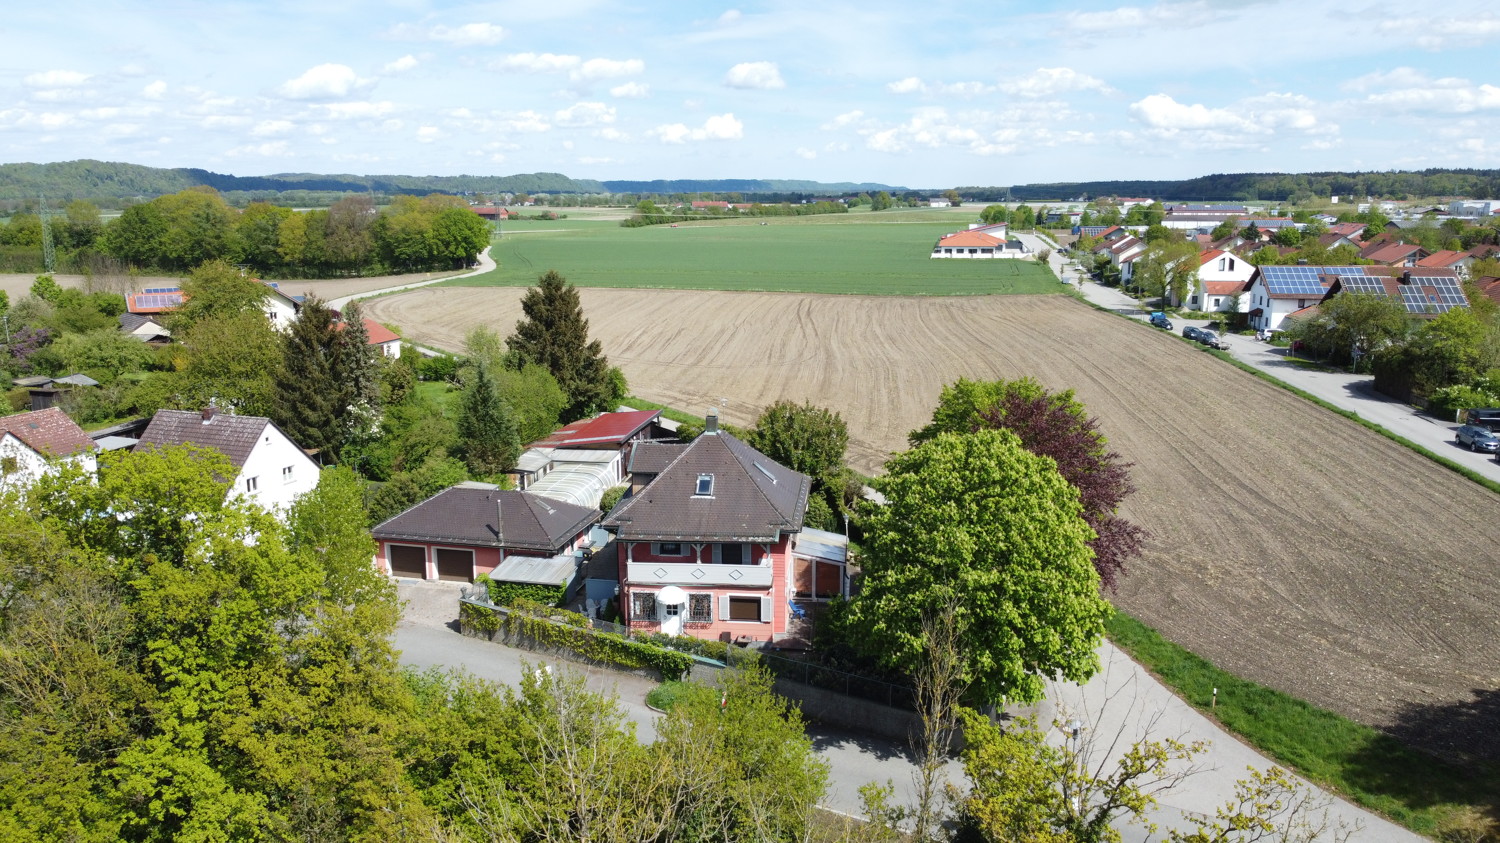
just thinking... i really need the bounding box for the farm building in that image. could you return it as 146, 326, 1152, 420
931, 230, 1029, 259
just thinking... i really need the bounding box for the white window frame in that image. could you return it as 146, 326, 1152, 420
695, 473, 714, 497
245, 476, 258, 493
718, 592, 773, 623
282, 465, 294, 484
386, 542, 430, 579
652, 542, 689, 557
432, 544, 476, 582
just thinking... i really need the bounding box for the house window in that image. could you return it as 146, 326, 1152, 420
1189, 295, 1199, 306
688, 593, 713, 623
245, 476, 258, 493
716, 543, 745, 565
282, 465, 294, 484
727, 596, 763, 621
653, 542, 687, 557
631, 591, 658, 621
695, 474, 714, 496
1228, 258, 1236, 270
1218, 257, 1226, 271
1212, 298, 1222, 308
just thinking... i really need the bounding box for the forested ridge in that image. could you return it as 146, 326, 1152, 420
962, 168, 1500, 202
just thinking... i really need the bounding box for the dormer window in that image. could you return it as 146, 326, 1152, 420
695, 474, 714, 496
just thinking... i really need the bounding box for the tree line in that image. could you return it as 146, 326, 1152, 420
0, 188, 491, 277
959, 168, 1500, 203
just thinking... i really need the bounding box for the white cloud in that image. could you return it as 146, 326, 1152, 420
417, 126, 443, 143
24, 70, 90, 88
251, 119, 294, 136
796, 147, 816, 159
384, 55, 419, 73
649, 113, 743, 143
1000, 67, 1111, 98
321, 101, 396, 119
226, 140, 291, 157
102, 123, 141, 138
1348, 69, 1500, 114
554, 101, 615, 127
888, 77, 925, 94
201, 115, 251, 128
572, 58, 644, 82
597, 127, 629, 141
492, 52, 580, 73
1379, 15, 1500, 50
885, 77, 994, 98
1062, 1, 1229, 33
718, 10, 742, 25
428, 22, 505, 46
611, 81, 649, 98
499, 110, 551, 133
32, 88, 92, 103
823, 110, 865, 130
143, 80, 167, 100
1129, 93, 1257, 132
724, 61, 784, 90
278, 64, 372, 100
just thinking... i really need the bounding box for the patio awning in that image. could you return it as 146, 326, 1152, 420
491, 552, 576, 586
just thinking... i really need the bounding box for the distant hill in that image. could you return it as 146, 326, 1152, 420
599, 178, 904, 195
0, 160, 605, 202
961, 169, 1500, 203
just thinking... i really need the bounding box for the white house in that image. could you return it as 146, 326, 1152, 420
1174, 249, 1255, 312
0, 407, 99, 492
135, 408, 320, 516
932, 230, 1008, 258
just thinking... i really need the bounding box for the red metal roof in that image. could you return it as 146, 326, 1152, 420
0, 407, 97, 457
531, 409, 661, 449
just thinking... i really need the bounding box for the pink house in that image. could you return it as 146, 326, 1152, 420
602, 412, 842, 644
372, 482, 599, 585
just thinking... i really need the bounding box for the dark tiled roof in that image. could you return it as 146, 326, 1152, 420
603, 430, 809, 542
0, 407, 97, 457
372, 484, 600, 552
136, 409, 274, 470
628, 441, 689, 475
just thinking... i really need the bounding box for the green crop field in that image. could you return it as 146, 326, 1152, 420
444, 216, 1061, 296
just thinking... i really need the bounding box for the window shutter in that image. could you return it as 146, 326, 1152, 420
760, 596, 772, 623
719, 596, 731, 621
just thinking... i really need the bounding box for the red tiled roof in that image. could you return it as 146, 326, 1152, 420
1204, 280, 1250, 296
936, 230, 1003, 248
362, 319, 400, 345
1199, 249, 1225, 265
532, 409, 662, 449
1328, 222, 1366, 236
0, 407, 97, 457
1361, 242, 1424, 264
1417, 250, 1467, 268
1475, 277, 1500, 306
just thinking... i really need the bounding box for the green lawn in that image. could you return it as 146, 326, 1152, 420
447, 217, 1060, 296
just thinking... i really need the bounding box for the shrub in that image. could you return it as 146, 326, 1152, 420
487, 579, 566, 608
1428, 385, 1500, 421
599, 484, 628, 514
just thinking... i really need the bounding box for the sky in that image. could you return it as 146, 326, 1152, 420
3, 1, 1500, 189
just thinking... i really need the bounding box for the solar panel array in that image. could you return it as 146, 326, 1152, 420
1259, 265, 1345, 296
142, 286, 180, 294
131, 292, 184, 310
1401, 276, 1467, 314
1334, 274, 1389, 297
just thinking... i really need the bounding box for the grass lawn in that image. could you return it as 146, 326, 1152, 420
1107, 611, 1498, 838
445, 216, 1061, 296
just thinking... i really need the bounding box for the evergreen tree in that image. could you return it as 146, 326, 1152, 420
273, 297, 341, 459
457, 361, 520, 477
506, 270, 624, 422
334, 300, 382, 427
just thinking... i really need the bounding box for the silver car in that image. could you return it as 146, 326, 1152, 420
1454, 424, 1500, 453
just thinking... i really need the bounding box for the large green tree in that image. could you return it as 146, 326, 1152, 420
748, 399, 854, 531
273, 297, 342, 457
171, 259, 269, 332
1285, 290, 1410, 368
456, 361, 521, 477
506, 270, 624, 422
842, 429, 1109, 705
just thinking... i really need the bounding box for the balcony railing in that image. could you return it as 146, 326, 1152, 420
626, 560, 773, 588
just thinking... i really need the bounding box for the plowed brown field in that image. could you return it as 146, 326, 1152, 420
367, 286, 1500, 760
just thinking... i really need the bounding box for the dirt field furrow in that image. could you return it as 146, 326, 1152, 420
366, 286, 1500, 762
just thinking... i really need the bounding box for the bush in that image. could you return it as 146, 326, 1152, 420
487, 579, 566, 608
645, 680, 694, 711
1428, 385, 1500, 421
599, 484, 628, 514
416, 353, 460, 382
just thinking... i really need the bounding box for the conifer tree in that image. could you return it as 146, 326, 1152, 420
457, 361, 520, 477
273, 297, 341, 459
334, 300, 382, 422
506, 270, 624, 422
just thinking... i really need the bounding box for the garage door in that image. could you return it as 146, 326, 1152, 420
435, 548, 475, 582
389, 545, 426, 579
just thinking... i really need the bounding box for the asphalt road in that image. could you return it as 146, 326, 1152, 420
392, 581, 1418, 841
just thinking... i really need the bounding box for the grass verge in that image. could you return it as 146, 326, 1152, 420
645, 680, 694, 711
1107, 610, 1498, 837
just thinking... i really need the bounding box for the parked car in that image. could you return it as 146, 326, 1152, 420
1149, 312, 1173, 330
1454, 424, 1500, 453
1464, 408, 1500, 432
1182, 326, 1206, 341
1198, 330, 1229, 350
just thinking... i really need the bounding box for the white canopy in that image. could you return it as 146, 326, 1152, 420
657, 585, 688, 605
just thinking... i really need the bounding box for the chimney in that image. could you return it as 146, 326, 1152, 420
1296, 259, 1308, 266
201, 406, 219, 423
704, 408, 719, 435
1402, 270, 1412, 285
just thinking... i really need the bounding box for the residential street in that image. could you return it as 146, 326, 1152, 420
1023, 236, 1500, 486
393, 580, 1419, 841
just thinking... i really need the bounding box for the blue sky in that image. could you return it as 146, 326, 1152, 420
2, 1, 1499, 188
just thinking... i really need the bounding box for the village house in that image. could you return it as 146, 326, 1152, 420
931, 229, 1005, 258
372, 482, 600, 587
1247, 265, 1463, 332
135, 408, 320, 516
510, 409, 674, 508
1173, 249, 1254, 312
601, 411, 846, 644
0, 407, 99, 492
